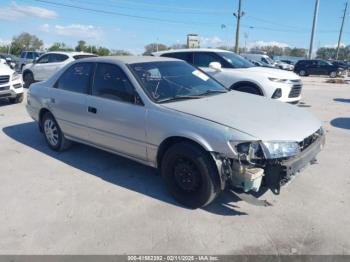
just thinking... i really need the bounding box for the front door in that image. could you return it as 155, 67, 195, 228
86, 62, 148, 161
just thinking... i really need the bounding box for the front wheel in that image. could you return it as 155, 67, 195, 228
299, 70, 307, 76
161, 142, 220, 208
9, 94, 24, 104
42, 112, 71, 151
23, 72, 34, 88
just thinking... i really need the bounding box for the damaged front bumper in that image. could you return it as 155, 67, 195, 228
264, 132, 325, 194
216, 132, 326, 194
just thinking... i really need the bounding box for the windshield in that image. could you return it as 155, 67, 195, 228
217, 52, 253, 68
130, 61, 228, 103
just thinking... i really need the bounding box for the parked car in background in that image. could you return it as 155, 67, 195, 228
22, 51, 97, 88
0, 53, 18, 69
274, 60, 294, 71
247, 59, 275, 68
280, 59, 296, 65
0, 62, 24, 103
26, 56, 325, 208
17, 51, 44, 72
294, 59, 345, 78
241, 53, 276, 67
154, 49, 302, 103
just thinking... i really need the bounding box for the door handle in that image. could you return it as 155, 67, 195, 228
88, 106, 97, 114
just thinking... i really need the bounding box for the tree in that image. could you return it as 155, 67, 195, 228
171, 43, 187, 50
48, 42, 74, 52
143, 43, 168, 55
10, 32, 43, 56
289, 48, 307, 57
97, 47, 110, 56
75, 40, 87, 52
110, 49, 132, 56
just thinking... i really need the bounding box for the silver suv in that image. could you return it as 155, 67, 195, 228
26, 56, 325, 208
17, 51, 44, 72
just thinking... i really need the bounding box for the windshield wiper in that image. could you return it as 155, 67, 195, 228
198, 89, 228, 96
158, 95, 202, 103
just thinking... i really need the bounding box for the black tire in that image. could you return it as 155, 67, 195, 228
232, 85, 262, 96
23, 71, 34, 89
299, 70, 307, 76
8, 94, 24, 104
41, 112, 71, 151
161, 142, 220, 208
329, 71, 337, 78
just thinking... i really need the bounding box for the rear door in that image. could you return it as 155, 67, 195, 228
86, 62, 148, 161
48, 62, 93, 141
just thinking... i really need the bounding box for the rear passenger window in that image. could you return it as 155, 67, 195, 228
51, 54, 69, 62
193, 53, 220, 67
21, 52, 26, 58
92, 63, 135, 103
161, 52, 193, 64
56, 62, 92, 94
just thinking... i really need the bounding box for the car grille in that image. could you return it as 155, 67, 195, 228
0, 86, 10, 91
289, 85, 302, 98
299, 128, 324, 151
0, 75, 10, 85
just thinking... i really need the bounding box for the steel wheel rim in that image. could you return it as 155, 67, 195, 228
173, 157, 201, 192
44, 119, 59, 146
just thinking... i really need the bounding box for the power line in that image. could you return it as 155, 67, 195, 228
30, 0, 222, 27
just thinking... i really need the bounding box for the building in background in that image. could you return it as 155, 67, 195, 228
187, 34, 199, 48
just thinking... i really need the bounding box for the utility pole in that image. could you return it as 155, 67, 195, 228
308, 0, 320, 59
234, 0, 245, 54
336, 2, 348, 60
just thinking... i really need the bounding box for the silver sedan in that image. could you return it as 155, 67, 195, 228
26, 56, 325, 208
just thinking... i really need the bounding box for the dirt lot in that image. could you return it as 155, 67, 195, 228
0, 76, 349, 255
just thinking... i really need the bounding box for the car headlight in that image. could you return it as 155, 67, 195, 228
12, 72, 20, 81
231, 141, 300, 160
268, 77, 288, 83
261, 141, 300, 159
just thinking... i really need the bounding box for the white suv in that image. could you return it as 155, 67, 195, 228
0, 61, 24, 103
154, 49, 302, 103
22, 51, 96, 88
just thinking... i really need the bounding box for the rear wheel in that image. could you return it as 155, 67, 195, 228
161, 142, 220, 208
42, 112, 71, 151
23, 71, 34, 88
329, 71, 337, 78
232, 85, 262, 96
9, 94, 24, 104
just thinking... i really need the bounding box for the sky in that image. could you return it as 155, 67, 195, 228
0, 0, 349, 54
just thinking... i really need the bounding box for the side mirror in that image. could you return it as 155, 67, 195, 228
209, 62, 222, 71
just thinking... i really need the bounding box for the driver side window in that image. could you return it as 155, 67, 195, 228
37, 54, 50, 64
92, 63, 137, 104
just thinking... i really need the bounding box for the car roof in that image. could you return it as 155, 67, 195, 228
153, 48, 232, 56
73, 55, 181, 64
44, 51, 95, 56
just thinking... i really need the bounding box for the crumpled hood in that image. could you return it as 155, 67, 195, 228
161, 91, 321, 142
231, 66, 300, 80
